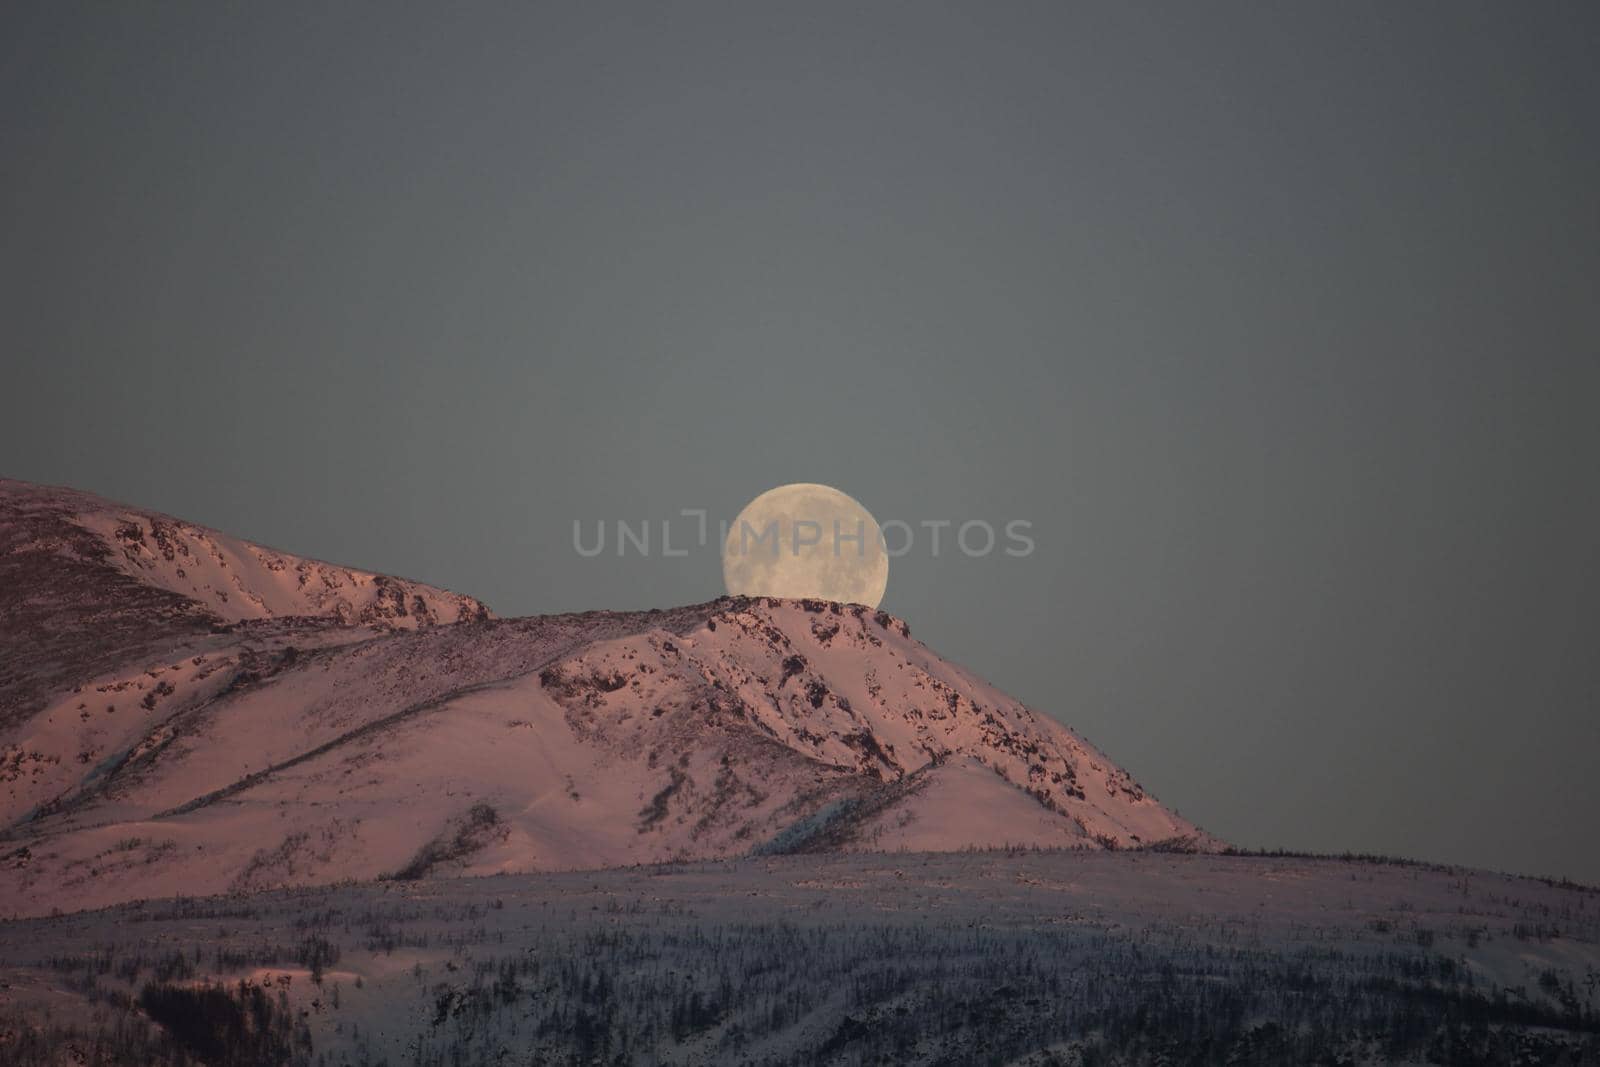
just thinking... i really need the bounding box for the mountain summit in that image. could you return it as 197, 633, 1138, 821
0, 479, 1213, 917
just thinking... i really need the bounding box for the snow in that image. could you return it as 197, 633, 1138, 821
72, 499, 490, 627
1, 850, 1595, 1064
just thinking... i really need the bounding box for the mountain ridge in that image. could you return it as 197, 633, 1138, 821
0, 477, 491, 734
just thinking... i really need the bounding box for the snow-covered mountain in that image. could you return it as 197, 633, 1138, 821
0, 479, 1214, 918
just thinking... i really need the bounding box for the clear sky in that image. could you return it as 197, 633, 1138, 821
3, 3, 1597, 881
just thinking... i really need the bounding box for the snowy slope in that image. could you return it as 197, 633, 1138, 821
0, 478, 490, 631
0, 480, 1215, 919
3, 852, 1597, 1065
0, 479, 490, 733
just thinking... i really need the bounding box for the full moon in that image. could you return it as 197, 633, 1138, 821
722, 483, 889, 608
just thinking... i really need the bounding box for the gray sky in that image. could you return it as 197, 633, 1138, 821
3, 3, 1597, 881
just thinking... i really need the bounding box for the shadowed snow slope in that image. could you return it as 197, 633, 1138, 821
0, 479, 1214, 917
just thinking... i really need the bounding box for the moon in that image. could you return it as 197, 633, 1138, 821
722, 483, 889, 608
